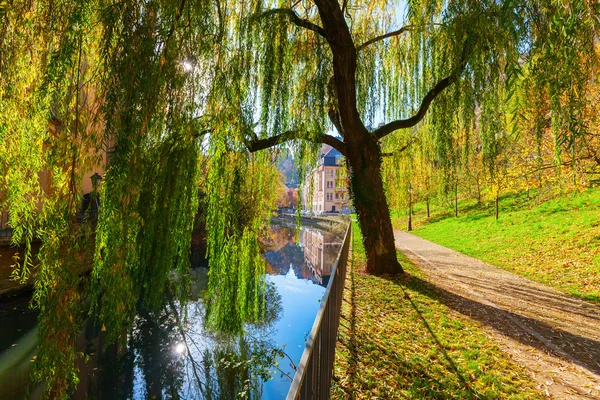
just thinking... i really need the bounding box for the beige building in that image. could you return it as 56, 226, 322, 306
302, 148, 352, 214
0, 120, 108, 232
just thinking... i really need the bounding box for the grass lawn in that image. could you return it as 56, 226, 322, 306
397, 187, 600, 303
331, 220, 543, 399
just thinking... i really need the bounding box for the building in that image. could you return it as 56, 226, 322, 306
302, 147, 352, 214
0, 124, 107, 233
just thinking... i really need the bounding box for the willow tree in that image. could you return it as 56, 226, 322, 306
236, 0, 597, 274
1, 0, 599, 397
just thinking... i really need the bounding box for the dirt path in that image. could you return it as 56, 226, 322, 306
394, 230, 600, 399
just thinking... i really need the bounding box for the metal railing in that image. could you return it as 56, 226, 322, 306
286, 221, 351, 400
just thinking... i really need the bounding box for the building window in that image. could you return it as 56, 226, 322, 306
327, 181, 333, 188
335, 193, 339, 200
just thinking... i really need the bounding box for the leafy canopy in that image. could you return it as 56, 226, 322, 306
0, 0, 598, 397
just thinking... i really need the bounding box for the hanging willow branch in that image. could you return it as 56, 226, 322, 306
373, 37, 473, 140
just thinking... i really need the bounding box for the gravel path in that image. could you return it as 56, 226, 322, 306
394, 230, 600, 399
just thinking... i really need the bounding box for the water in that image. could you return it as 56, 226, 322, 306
0, 220, 346, 399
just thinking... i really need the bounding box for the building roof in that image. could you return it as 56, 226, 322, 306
321, 147, 343, 166
322, 147, 343, 158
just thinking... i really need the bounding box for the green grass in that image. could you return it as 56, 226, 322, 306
399, 187, 600, 303
331, 220, 543, 399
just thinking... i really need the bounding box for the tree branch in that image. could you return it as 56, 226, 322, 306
246, 130, 347, 156
357, 24, 443, 51
257, 8, 326, 37
372, 40, 471, 140
357, 26, 413, 51
342, 0, 349, 14
381, 136, 418, 157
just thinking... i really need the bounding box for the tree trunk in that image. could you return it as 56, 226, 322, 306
407, 191, 413, 232
425, 178, 431, 218
314, 0, 401, 274
454, 182, 458, 217
347, 140, 403, 275
495, 193, 499, 220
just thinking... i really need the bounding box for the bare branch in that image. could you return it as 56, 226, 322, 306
257, 8, 326, 37
357, 26, 413, 51
246, 130, 347, 156
372, 40, 471, 140
357, 23, 444, 51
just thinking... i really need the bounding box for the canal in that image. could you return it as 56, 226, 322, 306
0, 219, 347, 399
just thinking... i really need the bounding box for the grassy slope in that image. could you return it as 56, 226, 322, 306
399, 187, 600, 303
331, 220, 542, 399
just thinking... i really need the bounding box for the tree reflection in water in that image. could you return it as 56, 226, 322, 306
83, 276, 284, 400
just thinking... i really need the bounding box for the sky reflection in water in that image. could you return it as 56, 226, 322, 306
90, 221, 343, 400
0, 221, 344, 399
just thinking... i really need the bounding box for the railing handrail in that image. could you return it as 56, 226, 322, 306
286, 219, 352, 400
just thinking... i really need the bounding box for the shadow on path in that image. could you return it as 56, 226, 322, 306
332, 256, 542, 399
385, 273, 600, 378
394, 229, 600, 398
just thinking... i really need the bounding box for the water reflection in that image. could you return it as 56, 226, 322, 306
301, 229, 341, 287
75, 272, 284, 400
0, 222, 345, 400
263, 223, 345, 288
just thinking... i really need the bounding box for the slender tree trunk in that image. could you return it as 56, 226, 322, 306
454, 181, 458, 217
495, 193, 499, 220
407, 187, 413, 232
347, 140, 402, 274
425, 178, 431, 218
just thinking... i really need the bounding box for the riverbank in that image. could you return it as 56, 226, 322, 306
331, 220, 543, 399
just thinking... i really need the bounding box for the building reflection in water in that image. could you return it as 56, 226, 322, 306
300, 228, 341, 287
263, 224, 343, 288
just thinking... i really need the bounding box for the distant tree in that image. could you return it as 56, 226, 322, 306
275, 183, 299, 209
